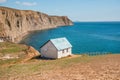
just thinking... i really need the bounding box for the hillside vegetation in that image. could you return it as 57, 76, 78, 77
0, 53, 120, 80
0, 42, 120, 80
0, 42, 40, 64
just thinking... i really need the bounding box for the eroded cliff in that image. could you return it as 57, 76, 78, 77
0, 6, 73, 43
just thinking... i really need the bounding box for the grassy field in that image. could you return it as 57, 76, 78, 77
0, 42, 29, 66
0, 55, 119, 77
0, 55, 90, 76
0, 54, 120, 80
0, 42, 27, 54
0, 42, 120, 80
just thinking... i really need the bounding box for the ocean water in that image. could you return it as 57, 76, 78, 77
21, 22, 120, 54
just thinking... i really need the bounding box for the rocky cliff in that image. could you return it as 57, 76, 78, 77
0, 6, 73, 43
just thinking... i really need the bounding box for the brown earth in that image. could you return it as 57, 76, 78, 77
0, 54, 120, 80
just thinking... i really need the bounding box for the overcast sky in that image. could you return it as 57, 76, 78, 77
0, 0, 120, 21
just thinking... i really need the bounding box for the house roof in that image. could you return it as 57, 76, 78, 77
50, 37, 72, 51
40, 37, 72, 51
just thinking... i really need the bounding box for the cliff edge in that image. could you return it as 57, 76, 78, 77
0, 6, 73, 43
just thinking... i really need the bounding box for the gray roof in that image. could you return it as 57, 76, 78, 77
50, 37, 72, 51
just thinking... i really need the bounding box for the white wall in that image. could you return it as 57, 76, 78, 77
41, 41, 58, 58
41, 41, 72, 59
58, 48, 72, 58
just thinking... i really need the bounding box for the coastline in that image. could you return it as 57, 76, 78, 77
0, 6, 73, 43
16, 24, 73, 43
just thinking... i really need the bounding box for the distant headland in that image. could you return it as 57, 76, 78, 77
0, 6, 73, 43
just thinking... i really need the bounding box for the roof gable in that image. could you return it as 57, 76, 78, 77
50, 37, 72, 51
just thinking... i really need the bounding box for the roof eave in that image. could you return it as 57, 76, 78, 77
40, 40, 50, 49
58, 47, 72, 51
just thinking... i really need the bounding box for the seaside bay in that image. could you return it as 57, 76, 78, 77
21, 22, 120, 54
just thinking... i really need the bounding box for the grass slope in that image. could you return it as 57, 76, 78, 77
0, 42, 120, 80
0, 54, 120, 80
0, 42, 27, 54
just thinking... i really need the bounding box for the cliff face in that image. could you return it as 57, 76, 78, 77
0, 7, 73, 43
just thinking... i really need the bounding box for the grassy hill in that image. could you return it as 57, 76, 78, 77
0, 53, 120, 80
0, 42, 39, 65
0, 42, 120, 80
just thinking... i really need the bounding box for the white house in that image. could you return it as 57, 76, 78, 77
40, 37, 72, 59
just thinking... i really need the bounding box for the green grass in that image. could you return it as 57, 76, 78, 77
0, 42, 28, 67
0, 54, 118, 78
0, 55, 94, 77
0, 47, 25, 53
0, 42, 116, 78
0, 58, 22, 65
0, 42, 28, 54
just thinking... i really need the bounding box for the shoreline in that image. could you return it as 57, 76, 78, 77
0, 6, 73, 43
16, 24, 73, 43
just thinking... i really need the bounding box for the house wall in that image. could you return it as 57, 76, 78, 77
40, 41, 58, 58
58, 48, 72, 58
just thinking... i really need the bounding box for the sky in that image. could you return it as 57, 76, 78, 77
0, 0, 120, 21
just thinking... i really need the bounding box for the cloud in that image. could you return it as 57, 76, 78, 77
15, 1, 20, 4
15, 1, 37, 6
0, 0, 7, 3
22, 2, 37, 6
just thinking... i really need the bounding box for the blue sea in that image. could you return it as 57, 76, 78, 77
21, 22, 120, 54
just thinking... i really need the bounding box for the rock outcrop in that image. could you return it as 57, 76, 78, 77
0, 6, 73, 43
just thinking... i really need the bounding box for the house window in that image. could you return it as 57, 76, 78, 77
66, 48, 69, 52
62, 50, 64, 53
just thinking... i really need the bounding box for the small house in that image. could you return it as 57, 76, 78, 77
40, 37, 72, 59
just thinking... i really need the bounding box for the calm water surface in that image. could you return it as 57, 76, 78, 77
21, 22, 120, 54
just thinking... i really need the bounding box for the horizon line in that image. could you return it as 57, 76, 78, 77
73, 21, 120, 22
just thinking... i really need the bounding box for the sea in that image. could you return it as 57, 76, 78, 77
20, 22, 120, 54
